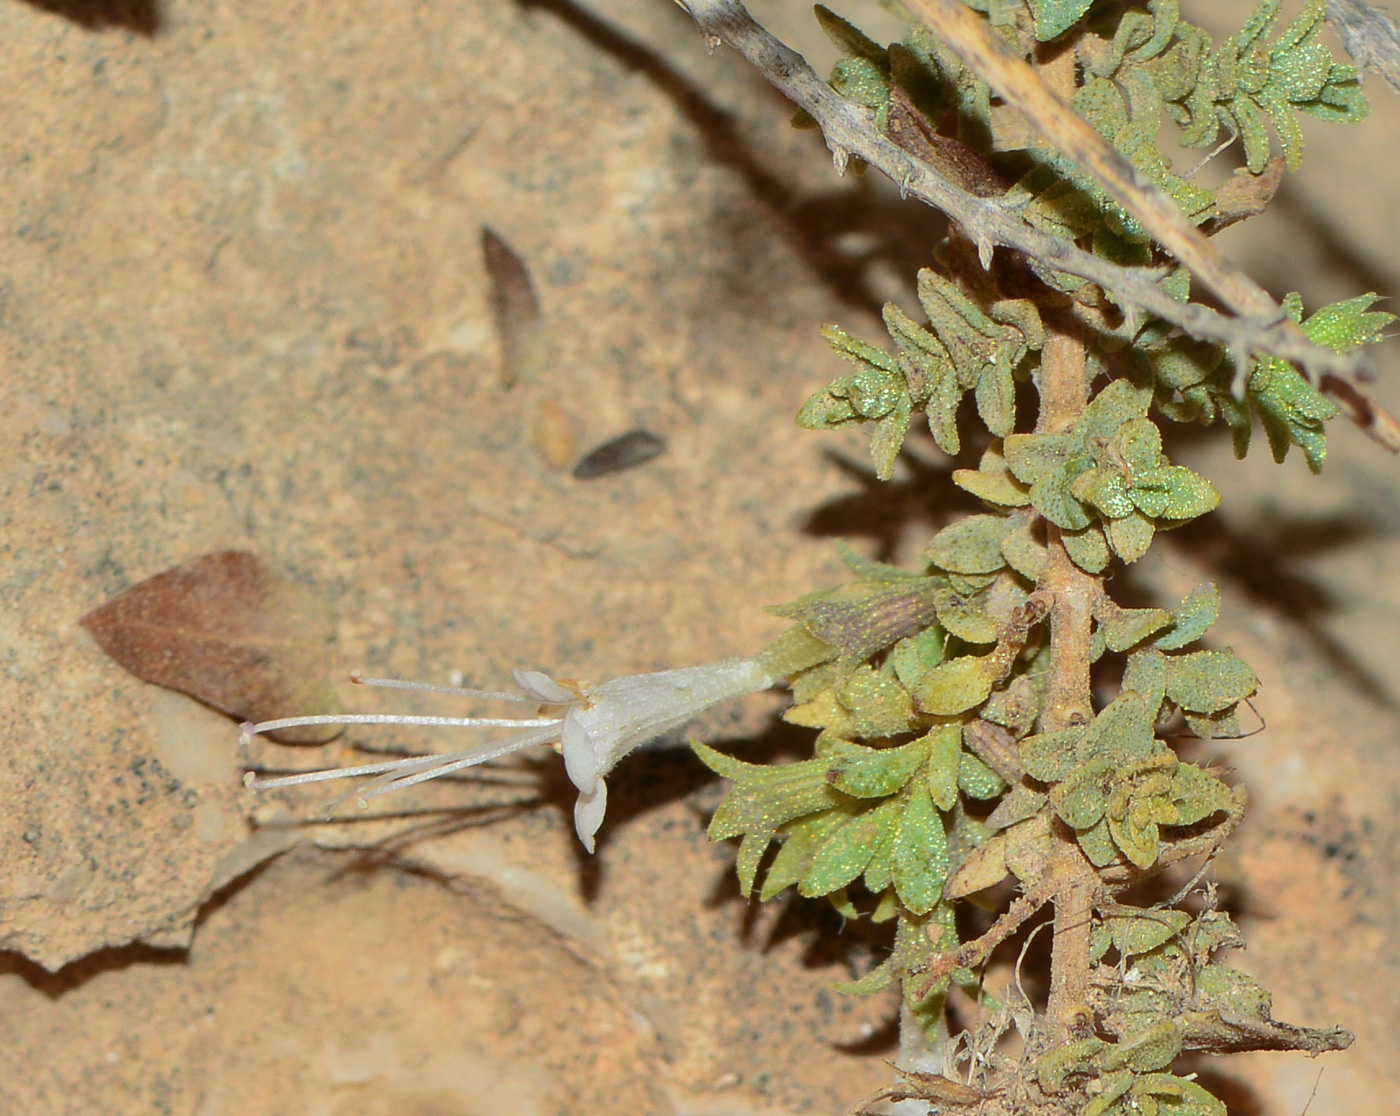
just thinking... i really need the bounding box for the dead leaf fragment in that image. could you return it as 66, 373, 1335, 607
482, 225, 545, 389
81, 550, 343, 744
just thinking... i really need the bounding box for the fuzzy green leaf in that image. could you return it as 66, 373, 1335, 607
1102, 1022, 1184, 1074
1128, 465, 1220, 520
1030, 0, 1096, 41
1060, 528, 1108, 578
1003, 432, 1075, 484
1101, 606, 1173, 652
1051, 768, 1108, 829
1155, 582, 1220, 650
761, 809, 849, 900
1001, 519, 1049, 580
926, 515, 1012, 574
893, 781, 950, 914
800, 797, 904, 898
1021, 726, 1084, 783
1132, 1074, 1227, 1116
958, 750, 1007, 800
1106, 509, 1156, 562
926, 723, 963, 811
829, 736, 931, 798
1104, 908, 1191, 956
913, 653, 997, 715
1122, 648, 1167, 714
1081, 690, 1156, 765
1031, 465, 1094, 531
1169, 762, 1235, 825
1165, 650, 1258, 713
1078, 816, 1119, 866
933, 588, 1000, 645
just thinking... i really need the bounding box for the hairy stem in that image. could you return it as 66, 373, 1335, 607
1035, 327, 1099, 1037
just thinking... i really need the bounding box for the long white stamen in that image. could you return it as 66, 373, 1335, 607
244, 713, 563, 736
245, 754, 449, 791
350, 673, 533, 703
244, 724, 564, 795
354, 725, 564, 800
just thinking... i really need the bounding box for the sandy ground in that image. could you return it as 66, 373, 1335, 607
1, 1, 1397, 1113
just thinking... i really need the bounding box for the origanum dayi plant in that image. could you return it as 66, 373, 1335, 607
245, 2, 1397, 1112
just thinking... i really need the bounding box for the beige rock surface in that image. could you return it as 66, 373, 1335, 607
0, 0, 1397, 1113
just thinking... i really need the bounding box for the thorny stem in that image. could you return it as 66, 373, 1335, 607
675, 0, 1400, 450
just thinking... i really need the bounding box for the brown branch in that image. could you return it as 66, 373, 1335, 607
1328, 0, 1400, 92
908, 0, 1276, 322
676, 0, 1400, 451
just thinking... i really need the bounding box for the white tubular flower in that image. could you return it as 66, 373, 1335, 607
243, 658, 773, 853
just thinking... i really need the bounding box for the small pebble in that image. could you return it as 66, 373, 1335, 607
530, 399, 579, 470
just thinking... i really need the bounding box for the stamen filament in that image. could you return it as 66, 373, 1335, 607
350, 673, 533, 703
244, 713, 563, 736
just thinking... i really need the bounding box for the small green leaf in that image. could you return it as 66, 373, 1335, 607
838, 664, 918, 737
1122, 648, 1167, 713
1165, 650, 1258, 713
1109, 809, 1161, 868
1004, 432, 1075, 484
1106, 509, 1156, 562
1062, 524, 1111, 573
1031, 465, 1094, 531
1101, 606, 1173, 652
829, 736, 931, 798
934, 588, 1000, 644
891, 627, 945, 688
1155, 583, 1220, 650
926, 723, 963, 811
1302, 293, 1395, 352
1169, 763, 1235, 825
1021, 726, 1084, 782
1036, 1037, 1106, 1092
1102, 1021, 1183, 1073
863, 815, 900, 893
1030, 0, 1097, 41
1081, 690, 1156, 765
926, 514, 1012, 574
893, 781, 950, 914
1051, 769, 1108, 829
1073, 467, 1136, 519
953, 443, 1031, 507
913, 654, 997, 715
1132, 1074, 1227, 1116
1129, 465, 1220, 520
801, 797, 904, 898
959, 750, 1006, 800
762, 809, 849, 900
1104, 908, 1191, 956
1078, 816, 1119, 866
1001, 519, 1049, 580
975, 357, 1016, 437
832, 957, 894, 995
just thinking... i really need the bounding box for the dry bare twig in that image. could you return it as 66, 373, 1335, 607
676, 0, 1400, 450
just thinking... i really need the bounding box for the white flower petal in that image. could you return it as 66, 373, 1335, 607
565, 658, 773, 783
573, 780, 608, 853
561, 715, 599, 791
512, 668, 580, 705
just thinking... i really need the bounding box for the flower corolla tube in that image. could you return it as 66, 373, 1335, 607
242, 657, 774, 852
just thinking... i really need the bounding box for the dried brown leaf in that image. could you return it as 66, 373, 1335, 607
482, 225, 544, 389
81, 551, 343, 744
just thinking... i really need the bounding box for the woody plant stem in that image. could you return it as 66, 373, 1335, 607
1036, 325, 1100, 1036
